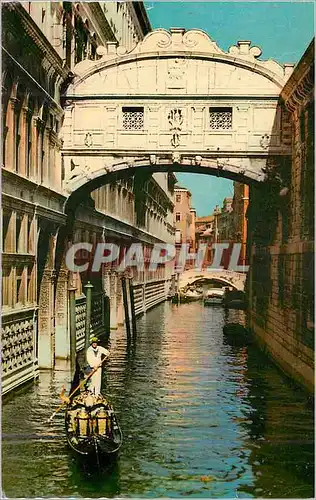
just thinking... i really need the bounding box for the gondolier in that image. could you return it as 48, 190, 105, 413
86, 337, 110, 395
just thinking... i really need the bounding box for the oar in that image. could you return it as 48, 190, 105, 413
47, 355, 109, 423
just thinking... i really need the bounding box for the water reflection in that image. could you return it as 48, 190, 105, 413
2, 301, 314, 498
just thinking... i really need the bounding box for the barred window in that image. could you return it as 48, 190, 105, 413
209, 107, 232, 130
122, 107, 144, 130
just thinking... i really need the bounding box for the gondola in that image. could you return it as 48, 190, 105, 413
64, 391, 123, 459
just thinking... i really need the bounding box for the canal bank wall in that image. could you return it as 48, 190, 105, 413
247, 40, 314, 394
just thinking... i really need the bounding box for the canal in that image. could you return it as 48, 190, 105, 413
2, 302, 314, 498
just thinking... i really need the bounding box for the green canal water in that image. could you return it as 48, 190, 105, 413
2, 302, 314, 498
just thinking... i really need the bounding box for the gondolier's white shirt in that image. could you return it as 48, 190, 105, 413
86, 346, 110, 368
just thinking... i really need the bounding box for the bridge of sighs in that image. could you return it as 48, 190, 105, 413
61, 27, 293, 205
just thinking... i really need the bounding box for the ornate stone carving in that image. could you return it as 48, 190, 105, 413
149, 154, 157, 165
284, 67, 314, 112
104, 164, 113, 174
84, 132, 93, 147
75, 295, 86, 350
229, 40, 262, 60
2, 313, 34, 375
168, 109, 183, 148
64, 164, 92, 184
172, 152, 181, 164
139, 28, 225, 55
216, 158, 226, 170
195, 155, 203, 166
260, 134, 270, 150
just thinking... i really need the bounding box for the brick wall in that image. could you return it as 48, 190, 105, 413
248, 40, 314, 392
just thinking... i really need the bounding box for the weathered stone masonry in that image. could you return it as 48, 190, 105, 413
248, 40, 314, 392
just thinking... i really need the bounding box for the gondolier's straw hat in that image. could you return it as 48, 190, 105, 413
90, 336, 99, 344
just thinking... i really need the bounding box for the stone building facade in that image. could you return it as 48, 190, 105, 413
247, 40, 314, 392
1, 2, 176, 395
232, 183, 249, 267
174, 186, 193, 248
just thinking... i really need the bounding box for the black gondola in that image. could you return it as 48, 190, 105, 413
64, 391, 123, 459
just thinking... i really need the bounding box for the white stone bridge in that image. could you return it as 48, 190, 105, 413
61, 27, 293, 208
178, 269, 247, 291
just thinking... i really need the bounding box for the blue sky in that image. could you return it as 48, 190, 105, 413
145, 1, 314, 216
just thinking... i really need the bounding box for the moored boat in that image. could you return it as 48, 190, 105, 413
223, 322, 252, 346
223, 290, 248, 310
181, 289, 203, 302
64, 391, 123, 459
203, 288, 224, 306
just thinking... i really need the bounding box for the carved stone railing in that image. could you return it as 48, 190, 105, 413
91, 292, 104, 333
75, 292, 105, 352
2, 308, 38, 394
75, 295, 86, 352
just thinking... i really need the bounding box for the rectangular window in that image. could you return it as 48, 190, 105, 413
176, 212, 181, 222
122, 107, 144, 130
176, 194, 181, 203
175, 229, 182, 244
209, 107, 232, 130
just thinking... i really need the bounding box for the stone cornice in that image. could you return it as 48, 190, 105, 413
127, 2, 152, 39
79, 3, 116, 45
149, 177, 174, 211
72, 28, 289, 89
2, 193, 36, 214
127, 2, 152, 37
2, 253, 36, 266
2, 192, 66, 225
281, 39, 314, 112
2, 168, 66, 203
34, 206, 67, 226
75, 207, 172, 245
4, 3, 69, 82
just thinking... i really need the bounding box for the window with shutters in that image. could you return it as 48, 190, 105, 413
122, 107, 144, 130
209, 107, 232, 130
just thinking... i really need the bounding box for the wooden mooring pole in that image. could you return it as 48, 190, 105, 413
129, 278, 137, 337
84, 281, 94, 352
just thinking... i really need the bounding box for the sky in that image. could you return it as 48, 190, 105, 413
145, 1, 314, 216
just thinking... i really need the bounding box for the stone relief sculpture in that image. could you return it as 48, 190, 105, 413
84, 132, 93, 147
172, 152, 181, 164
64, 164, 93, 190
167, 59, 186, 89
149, 155, 157, 165
260, 134, 270, 150
168, 109, 183, 148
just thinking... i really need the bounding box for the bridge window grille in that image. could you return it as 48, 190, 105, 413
122, 107, 144, 130
209, 107, 232, 130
